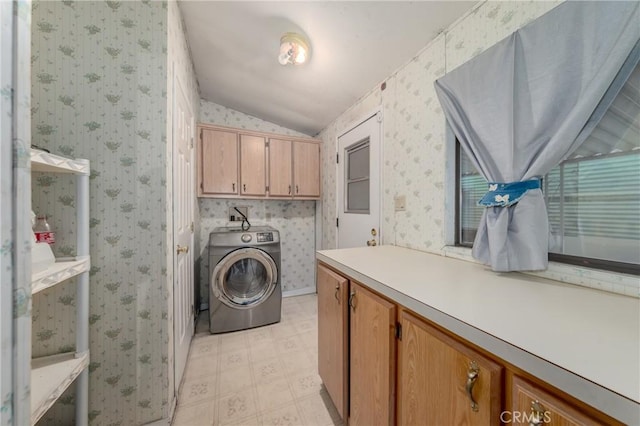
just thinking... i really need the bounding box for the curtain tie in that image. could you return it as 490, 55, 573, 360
478, 178, 541, 207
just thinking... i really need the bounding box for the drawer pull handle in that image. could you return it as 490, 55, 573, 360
530, 401, 546, 426
296, 185, 299, 194
348, 290, 356, 311
465, 361, 479, 412
334, 285, 340, 303
243, 183, 246, 192
288, 185, 291, 195
232, 182, 235, 191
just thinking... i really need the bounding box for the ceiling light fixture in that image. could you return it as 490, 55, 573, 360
278, 32, 310, 66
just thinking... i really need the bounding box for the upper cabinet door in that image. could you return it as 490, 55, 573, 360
268, 138, 293, 197
293, 141, 320, 198
200, 129, 238, 195
240, 134, 266, 196
397, 310, 503, 426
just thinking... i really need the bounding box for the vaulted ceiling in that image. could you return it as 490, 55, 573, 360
180, 1, 477, 135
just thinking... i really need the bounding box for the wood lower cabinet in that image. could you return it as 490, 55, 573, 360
349, 282, 396, 426
316, 261, 618, 426
510, 375, 610, 426
398, 310, 503, 426
317, 264, 349, 420
200, 128, 238, 195
239, 134, 266, 196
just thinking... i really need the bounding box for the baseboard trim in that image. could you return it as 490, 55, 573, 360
282, 286, 316, 298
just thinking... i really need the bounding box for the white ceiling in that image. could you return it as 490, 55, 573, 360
180, 1, 477, 135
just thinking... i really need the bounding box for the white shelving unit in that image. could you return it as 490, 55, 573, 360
30, 149, 90, 426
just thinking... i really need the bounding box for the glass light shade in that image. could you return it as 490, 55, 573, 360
278, 33, 310, 65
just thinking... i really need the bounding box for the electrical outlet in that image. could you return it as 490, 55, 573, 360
395, 195, 406, 212
229, 206, 248, 221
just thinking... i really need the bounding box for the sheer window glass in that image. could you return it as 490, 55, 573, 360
345, 141, 370, 213
457, 64, 640, 274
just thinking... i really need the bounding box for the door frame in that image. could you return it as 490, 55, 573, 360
171, 62, 195, 398
335, 106, 384, 249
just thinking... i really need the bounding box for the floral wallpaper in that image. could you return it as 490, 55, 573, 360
29, 0, 199, 424
1, 1, 33, 425
319, 0, 637, 297
198, 100, 317, 305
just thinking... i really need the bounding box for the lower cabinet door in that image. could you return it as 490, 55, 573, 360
511, 375, 612, 426
398, 310, 503, 426
317, 263, 349, 420
349, 282, 396, 426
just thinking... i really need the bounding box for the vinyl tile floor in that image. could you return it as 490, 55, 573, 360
172, 294, 342, 426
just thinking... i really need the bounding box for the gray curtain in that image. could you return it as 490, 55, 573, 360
435, 1, 640, 271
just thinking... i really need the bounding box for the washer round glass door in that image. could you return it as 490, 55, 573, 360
212, 247, 278, 309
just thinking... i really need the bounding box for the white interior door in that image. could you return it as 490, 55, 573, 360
173, 71, 194, 390
337, 111, 382, 248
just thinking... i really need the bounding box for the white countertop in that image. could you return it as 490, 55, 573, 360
317, 245, 640, 424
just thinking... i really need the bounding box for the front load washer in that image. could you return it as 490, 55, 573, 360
208, 226, 281, 334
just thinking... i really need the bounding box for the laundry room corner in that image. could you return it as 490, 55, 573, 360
195, 100, 318, 311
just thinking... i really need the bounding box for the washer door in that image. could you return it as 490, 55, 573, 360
212, 247, 278, 309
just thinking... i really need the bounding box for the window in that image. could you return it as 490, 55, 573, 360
456, 64, 640, 274
345, 140, 370, 213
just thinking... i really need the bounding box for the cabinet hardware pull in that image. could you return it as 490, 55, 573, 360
465, 361, 480, 412
367, 239, 377, 246
529, 401, 546, 426
243, 184, 246, 192
296, 185, 299, 194
348, 290, 356, 311
288, 185, 291, 195
334, 285, 340, 303
176, 245, 189, 254
371, 228, 377, 237
232, 183, 235, 191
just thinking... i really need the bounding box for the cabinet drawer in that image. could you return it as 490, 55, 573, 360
398, 310, 503, 426
510, 375, 615, 426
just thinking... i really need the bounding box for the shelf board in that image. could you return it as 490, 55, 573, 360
31, 149, 90, 175
31, 351, 89, 425
31, 257, 90, 295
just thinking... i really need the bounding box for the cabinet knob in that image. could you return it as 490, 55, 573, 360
176, 245, 189, 254
366, 239, 377, 246
529, 401, 547, 426
334, 285, 340, 303
465, 361, 480, 412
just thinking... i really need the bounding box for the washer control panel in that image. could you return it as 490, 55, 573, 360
256, 232, 274, 243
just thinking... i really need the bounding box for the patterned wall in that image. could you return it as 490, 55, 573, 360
318, 1, 638, 297
319, 1, 561, 254
31, 1, 180, 424
198, 100, 317, 304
